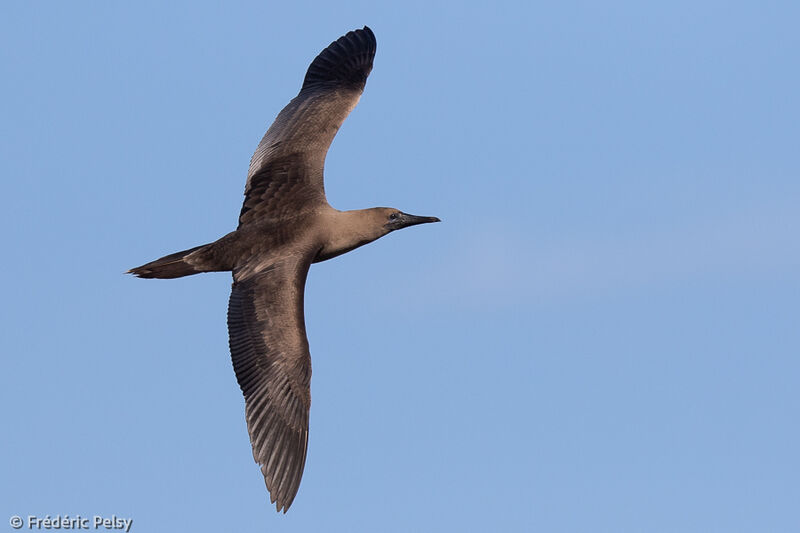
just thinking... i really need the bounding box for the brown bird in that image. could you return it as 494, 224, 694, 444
128, 26, 439, 512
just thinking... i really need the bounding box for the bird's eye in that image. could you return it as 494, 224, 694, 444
389, 212, 399, 221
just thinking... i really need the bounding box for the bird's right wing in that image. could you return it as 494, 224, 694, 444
227, 254, 314, 512
239, 26, 377, 226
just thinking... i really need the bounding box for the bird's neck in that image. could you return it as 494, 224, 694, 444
314, 208, 387, 263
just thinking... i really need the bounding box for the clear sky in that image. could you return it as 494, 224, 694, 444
2, 1, 799, 532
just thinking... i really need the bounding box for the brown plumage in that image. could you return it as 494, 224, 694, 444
128, 26, 439, 512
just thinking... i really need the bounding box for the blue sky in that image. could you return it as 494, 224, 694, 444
2, 1, 799, 532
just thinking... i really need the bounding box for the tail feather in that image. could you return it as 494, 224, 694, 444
128, 244, 210, 279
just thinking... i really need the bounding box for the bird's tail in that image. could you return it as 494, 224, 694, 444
127, 243, 213, 279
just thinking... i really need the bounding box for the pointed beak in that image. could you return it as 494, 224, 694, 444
398, 213, 441, 229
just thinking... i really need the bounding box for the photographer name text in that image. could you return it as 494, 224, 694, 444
9, 515, 132, 532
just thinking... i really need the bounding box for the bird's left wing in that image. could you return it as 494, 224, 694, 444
227, 254, 314, 512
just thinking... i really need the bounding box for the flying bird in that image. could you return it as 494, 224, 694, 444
128, 26, 439, 512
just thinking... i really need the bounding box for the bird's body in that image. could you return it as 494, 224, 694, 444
129, 27, 438, 512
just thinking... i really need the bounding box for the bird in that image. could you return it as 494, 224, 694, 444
128, 26, 439, 513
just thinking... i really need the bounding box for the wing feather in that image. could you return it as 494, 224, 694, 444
227, 256, 313, 512
239, 27, 377, 226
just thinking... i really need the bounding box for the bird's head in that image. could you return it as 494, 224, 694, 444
317, 208, 440, 263
378, 208, 441, 232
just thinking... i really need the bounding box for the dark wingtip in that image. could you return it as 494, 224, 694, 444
270, 490, 293, 513
301, 26, 377, 92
